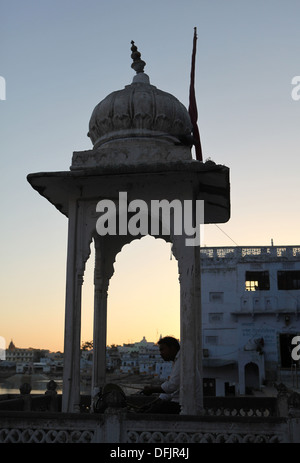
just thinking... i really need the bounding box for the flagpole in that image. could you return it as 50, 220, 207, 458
189, 27, 203, 162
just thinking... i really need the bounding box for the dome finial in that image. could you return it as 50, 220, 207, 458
131, 40, 146, 74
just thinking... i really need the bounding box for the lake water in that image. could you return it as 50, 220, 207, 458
0, 373, 63, 395
0, 374, 146, 396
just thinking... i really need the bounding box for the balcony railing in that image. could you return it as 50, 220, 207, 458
0, 381, 299, 443
0, 409, 295, 443
200, 246, 300, 263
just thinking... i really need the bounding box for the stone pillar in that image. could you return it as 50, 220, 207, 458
174, 233, 203, 415
62, 201, 91, 413
194, 243, 203, 412
92, 238, 110, 401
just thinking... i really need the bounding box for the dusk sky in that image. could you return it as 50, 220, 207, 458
1, 0, 300, 352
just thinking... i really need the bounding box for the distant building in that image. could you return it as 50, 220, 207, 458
5, 341, 56, 374
6, 340, 35, 364
106, 337, 167, 377
155, 361, 172, 380
201, 245, 300, 396
106, 346, 121, 372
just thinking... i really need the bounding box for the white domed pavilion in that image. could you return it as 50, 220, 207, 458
27, 41, 230, 414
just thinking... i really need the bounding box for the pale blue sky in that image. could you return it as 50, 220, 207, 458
1, 0, 300, 351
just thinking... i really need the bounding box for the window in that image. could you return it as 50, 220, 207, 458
205, 336, 218, 345
277, 271, 300, 290
209, 292, 224, 302
245, 271, 270, 291
209, 313, 223, 323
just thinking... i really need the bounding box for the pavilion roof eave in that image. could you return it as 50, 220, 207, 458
27, 160, 230, 222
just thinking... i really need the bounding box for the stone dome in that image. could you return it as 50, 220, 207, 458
88, 75, 192, 149
87, 42, 192, 150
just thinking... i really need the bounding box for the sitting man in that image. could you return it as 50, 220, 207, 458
141, 336, 181, 414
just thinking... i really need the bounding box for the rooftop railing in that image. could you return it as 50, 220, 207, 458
200, 246, 300, 263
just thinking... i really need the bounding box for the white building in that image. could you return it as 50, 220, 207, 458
16, 362, 51, 374
6, 341, 35, 364
118, 337, 163, 375
201, 245, 300, 396
155, 361, 173, 380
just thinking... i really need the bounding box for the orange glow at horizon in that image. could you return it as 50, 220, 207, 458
3, 237, 180, 353
2, 236, 180, 353
81, 236, 180, 349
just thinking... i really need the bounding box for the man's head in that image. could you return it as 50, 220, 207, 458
157, 336, 180, 361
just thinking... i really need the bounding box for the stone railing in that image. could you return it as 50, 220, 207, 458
0, 383, 299, 443
203, 396, 277, 417
0, 411, 98, 443
200, 246, 300, 264
125, 414, 289, 443
0, 409, 297, 443
0, 382, 278, 417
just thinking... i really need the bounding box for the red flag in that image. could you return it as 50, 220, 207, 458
189, 27, 203, 161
